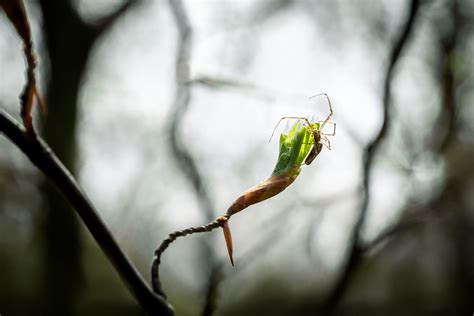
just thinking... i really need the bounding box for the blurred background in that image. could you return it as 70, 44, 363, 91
0, 0, 473, 315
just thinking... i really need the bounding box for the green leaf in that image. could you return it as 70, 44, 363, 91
271, 121, 316, 177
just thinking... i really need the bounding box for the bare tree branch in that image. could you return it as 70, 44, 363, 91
91, 0, 136, 35
0, 0, 45, 133
151, 218, 222, 297
0, 109, 173, 316
431, 1, 461, 154
361, 205, 445, 255
37, 1, 136, 312
167, 0, 214, 219
159, 0, 220, 314
320, 0, 421, 313
201, 265, 224, 316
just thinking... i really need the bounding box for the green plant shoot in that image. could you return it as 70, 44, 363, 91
217, 118, 332, 266
151, 95, 335, 296
271, 121, 320, 177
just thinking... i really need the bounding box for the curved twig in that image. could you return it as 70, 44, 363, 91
0, 109, 173, 316
151, 219, 222, 297
320, 0, 421, 313
165, 0, 221, 314
0, 0, 45, 133
167, 0, 214, 218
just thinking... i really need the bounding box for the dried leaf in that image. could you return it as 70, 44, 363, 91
0, 0, 45, 133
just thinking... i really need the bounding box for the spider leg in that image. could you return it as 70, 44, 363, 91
320, 136, 331, 150
318, 120, 336, 136
309, 93, 333, 131
269, 116, 312, 142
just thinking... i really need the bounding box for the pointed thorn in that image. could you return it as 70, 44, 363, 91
222, 222, 234, 267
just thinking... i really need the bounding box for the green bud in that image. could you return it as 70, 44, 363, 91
271, 121, 319, 177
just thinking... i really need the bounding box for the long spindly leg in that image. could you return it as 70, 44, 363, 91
309, 93, 333, 131
321, 136, 331, 150
318, 120, 337, 136
269, 116, 312, 142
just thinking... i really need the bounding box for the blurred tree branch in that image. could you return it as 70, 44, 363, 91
364, 140, 474, 312
166, 0, 220, 315
37, 1, 136, 312
321, 0, 421, 313
167, 0, 214, 220
91, 0, 135, 35
361, 198, 446, 255
0, 109, 173, 316
365, 0, 467, 256
431, 0, 461, 153
0, 0, 44, 133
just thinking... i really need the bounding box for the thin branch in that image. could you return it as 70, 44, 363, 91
361, 177, 458, 255
0, 109, 173, 316
151, 203, 293, 309
34, 1, 135, 312
151, 218, 221, 297
320, 0, 421, 313
361, 208, 443, 255
167, 0, 214, 219
91, 0, 135, 35
0, 0, 45, 133
432, 0, 460, 154
201, 264, 224, 316
165, 0, 221, 314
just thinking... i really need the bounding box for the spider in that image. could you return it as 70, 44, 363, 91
269, 93, 336, 165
